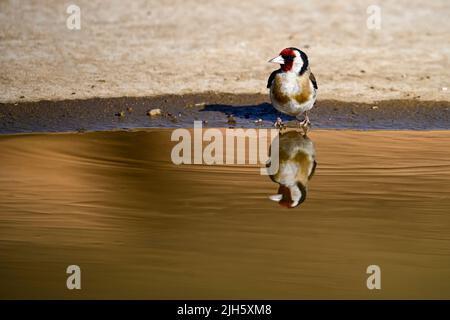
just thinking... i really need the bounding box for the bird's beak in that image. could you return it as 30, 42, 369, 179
269, 194, 283, 202
268, 55, 285, 64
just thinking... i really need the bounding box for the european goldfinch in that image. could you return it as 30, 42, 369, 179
267, 47, 318, 132
268, 130, 317, 208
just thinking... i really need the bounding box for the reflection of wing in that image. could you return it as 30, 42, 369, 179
309, 72, 318, 90
308, 160, 317, 180
267, 69, 282, 88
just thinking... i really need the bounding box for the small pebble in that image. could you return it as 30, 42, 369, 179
115, 111, 125, 117
127, 107, 133, 113
167, 113, 178, 123
227, 115, 236, 125
147, 108, 161, 116
442, 87, 448, 91
185, 102, 206, 109
371, 106, 379, 110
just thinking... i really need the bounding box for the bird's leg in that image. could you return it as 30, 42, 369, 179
274, 117, 284, 129
298, 112, 311, 135
274, 112, 286, 130
304, 112, 311, 126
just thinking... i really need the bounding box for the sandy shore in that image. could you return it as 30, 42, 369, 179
0, 0, 449, 103
1, 94, 449, 133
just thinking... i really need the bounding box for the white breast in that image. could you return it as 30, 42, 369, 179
270, 72, 316, 118
278, 73, 299, 95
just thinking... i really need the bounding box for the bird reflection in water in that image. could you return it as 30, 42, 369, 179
267, 130, 317, 208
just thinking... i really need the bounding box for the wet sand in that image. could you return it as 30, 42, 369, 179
1, 94, 450, 133
1, 129, 449, 299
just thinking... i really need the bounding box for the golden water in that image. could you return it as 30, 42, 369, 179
1, 129, 449, 299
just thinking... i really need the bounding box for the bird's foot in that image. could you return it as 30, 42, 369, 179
274, 117, 286, 130
298, 118, 311, 135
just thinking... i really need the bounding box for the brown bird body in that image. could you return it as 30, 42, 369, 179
270, 69, 317, 117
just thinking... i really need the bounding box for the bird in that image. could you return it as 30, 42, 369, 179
267, 130, 317, 208
267, 47, 318, 133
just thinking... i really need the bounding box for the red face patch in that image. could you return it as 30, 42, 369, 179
277, 185, 294, 208
279, 48, 296, 72
280, 48, 296, 58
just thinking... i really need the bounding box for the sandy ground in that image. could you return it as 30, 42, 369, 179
1, 129, 450, 298
0, 0, 449, 103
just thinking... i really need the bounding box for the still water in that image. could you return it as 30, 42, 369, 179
0, 129, 449, 299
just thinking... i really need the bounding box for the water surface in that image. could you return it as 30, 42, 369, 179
0, 129, 449, 299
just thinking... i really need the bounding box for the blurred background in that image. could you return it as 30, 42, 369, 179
0, 0, 449, 103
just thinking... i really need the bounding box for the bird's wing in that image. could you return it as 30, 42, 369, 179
309, 72, 318, 90
308, 160, 317, 180
267, 69, 282, 88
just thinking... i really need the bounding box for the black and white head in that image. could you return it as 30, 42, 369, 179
268, 47, 309, 75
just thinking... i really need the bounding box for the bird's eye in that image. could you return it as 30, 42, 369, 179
283, 55, 295, 61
